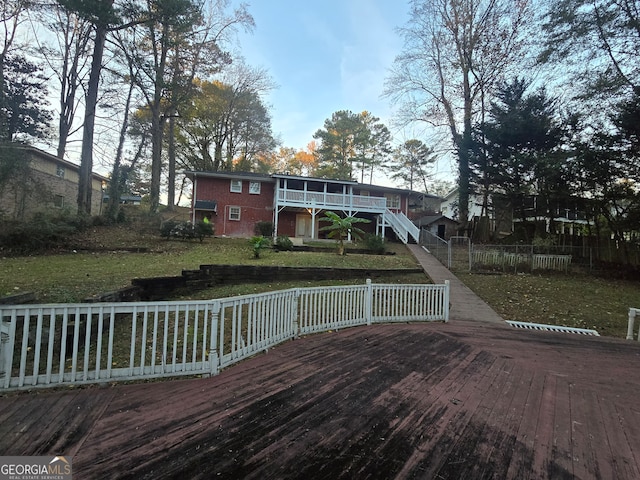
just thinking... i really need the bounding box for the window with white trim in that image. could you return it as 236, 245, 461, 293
56, 165, 65, 178
385, 194, 400, 209
249, 181, 261, 194
228, 206, 241, 221
230, 180, 242, 193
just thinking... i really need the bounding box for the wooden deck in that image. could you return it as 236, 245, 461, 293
1, 320, 639, 479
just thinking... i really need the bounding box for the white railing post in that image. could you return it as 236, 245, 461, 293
0, 314, 12, 388
293, 289, 300, 338
627, 308, 637, 341
366, 279, 373, 325
209, 302, 221, 375
444, 280, 450, 322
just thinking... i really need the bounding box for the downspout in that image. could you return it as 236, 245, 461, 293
191, 174, 197, 223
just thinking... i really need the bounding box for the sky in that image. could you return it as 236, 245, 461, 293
232, 0, 432, 185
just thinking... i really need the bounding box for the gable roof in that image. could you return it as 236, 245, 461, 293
415, 214, 459, 226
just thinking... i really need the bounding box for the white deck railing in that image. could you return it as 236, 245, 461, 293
627, 308, 640, 340
276, 189, 387, 212
0, 280, 449, 391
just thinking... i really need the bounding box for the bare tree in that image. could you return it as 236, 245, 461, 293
30, 5, 92, 158
385, 0, 531, 228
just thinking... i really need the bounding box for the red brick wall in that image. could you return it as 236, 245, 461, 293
195, 177, 274, 237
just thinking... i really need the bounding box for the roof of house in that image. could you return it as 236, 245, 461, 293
184, 170, 274, 182
415, 214, 459, 226
185, 169, 443, 199
14, 145, 110, 182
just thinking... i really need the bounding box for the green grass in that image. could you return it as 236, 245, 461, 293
0, 237, 421, 303
457, 272, 639, 339
2, 232, 638, 339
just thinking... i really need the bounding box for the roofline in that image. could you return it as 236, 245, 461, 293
185, 170, 442, 198
5, 145, 110, 182
184, 170, 274, 182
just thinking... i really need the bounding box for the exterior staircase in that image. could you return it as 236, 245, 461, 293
385, 210, 420, 244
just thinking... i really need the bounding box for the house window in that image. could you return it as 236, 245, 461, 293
53, 195, 64, 208
230, 180, 242, 193
386, 194, 400, 209
56, 165, 65, 178
228, 206, 241, 221
249, 181, 261, 194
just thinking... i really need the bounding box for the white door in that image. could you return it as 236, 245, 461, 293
296, 214, 312, 238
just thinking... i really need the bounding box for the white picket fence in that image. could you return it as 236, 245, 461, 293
627, 307, 640, 340
0, 280, 449, 391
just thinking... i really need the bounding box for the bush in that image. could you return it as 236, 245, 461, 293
254, 221, 274, 237
275, 235, 294, 251
0, 210, 84, 254
365, 234, 386, 254
194, 220, 214, 242
160, 220, 213, 242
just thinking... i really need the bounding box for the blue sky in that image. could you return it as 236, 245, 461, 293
233, 0, 411, 153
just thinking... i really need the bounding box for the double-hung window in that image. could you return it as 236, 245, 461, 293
228, 206, 241, 221
230, 180, 242, 193
249, 181, 261, 194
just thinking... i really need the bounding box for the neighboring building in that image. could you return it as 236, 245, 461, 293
0, 146, 107, 220
415, 214, 459, 240
185, 170, 442, 244
441, 187, 593, 239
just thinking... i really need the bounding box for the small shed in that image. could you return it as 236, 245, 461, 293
415, 214, 459, 240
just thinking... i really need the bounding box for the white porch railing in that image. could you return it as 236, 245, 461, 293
627, 308, 640, 340
0, 280, 449, 391
276, 189, 387, 212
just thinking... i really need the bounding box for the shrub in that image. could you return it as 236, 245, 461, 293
0, 210, 83, 254
194, 220, 214, 242
365, 234, 386, 254
275, 235, 294, 251
249, 235, 271, 258
160, 220, 213, 242
254, 221, 274, 237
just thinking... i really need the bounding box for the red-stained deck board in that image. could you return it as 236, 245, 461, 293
0, 321, 639, 479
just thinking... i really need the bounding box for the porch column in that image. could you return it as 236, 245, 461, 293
273, 206, 279, 239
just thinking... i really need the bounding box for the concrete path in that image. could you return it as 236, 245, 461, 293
406, 244, 505, 324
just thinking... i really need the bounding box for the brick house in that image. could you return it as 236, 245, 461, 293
0, 146, 107, 220
185, 170, 442, 244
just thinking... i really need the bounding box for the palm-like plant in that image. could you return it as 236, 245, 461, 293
319, 211, 371, 255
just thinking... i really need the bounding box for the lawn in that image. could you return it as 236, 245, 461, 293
457, 271, 639, 338
0, 231, 423, 303
1, 226, 638, 339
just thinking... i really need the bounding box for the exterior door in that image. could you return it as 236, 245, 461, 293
296, 214, 313, 238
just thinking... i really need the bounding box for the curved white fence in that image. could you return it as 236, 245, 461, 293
0, 280, 449, 391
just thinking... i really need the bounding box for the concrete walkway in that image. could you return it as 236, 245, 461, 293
406, 244, 505, 324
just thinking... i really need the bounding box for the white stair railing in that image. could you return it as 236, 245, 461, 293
385, 210, 420, 244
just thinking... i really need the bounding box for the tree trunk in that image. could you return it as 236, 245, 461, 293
166, 114, 176, 211
77, 24, 107, 216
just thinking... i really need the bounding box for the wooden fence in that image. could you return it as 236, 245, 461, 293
0, 280, 449, 391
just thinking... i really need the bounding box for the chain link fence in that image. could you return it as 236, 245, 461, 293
418, 228, 595, 274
